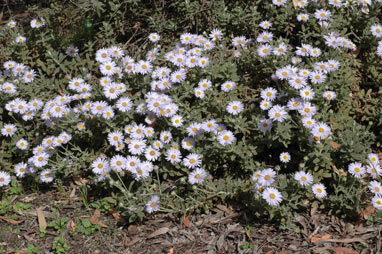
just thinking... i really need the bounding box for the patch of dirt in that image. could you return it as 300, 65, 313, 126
0, 190, 381, 254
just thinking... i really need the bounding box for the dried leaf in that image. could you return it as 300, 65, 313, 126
110, 208, 126, 223
311, 234, 332, 243
69, 188, 76, 198
183, 215, 191, 228
36, 207, 47, 230
333, 247, 359, 254
70, 219, 76, 234
292, 0, 298, 9
168, 248, 174, 254
0, 216, 24, 225
89, 209, 108, 228
126, 237, 142, 246
330, 141, 339, 150
20, 196, 37, 202
148, 227, 169, 238
89, 209, 100, 224
361, 206, 376, 220
330, 162, 341, 176
265, 250, 274, 254
72, 175, 88, 185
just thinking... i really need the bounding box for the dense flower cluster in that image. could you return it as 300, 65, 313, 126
2, 0, 382, 216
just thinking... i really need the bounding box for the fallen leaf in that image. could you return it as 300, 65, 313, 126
183, 215, 191, 228
89, 209, 100, 224
148, 227, 169, 238
361, 206, 376, 220
265, 250, 274, 254
333, 247, 359, 254
69, 188, 76, 198
292, 0, 298, 9
330, 141, 339, 150
70, 219, 76, 234
20, 196, 37, 202
168, 248, 174, 254
330, 162, 341, 176
311, 233, 332, 243
36, 207, 47, 230
0, 216, 24, 225
126, 237, 142, 246
110, 208, 126, 223
72, 175, 88, 185
89, 209, 108, 228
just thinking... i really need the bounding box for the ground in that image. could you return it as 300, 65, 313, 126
0, 186, 381, 254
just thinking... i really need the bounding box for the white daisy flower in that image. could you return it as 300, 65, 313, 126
221, 81, 236, 92
108, 46, 125, 58
125, 156, 140, 172
188, 168, 207, 184
171, 115, 184, 127
152, 140, 163, 150
194, 88, 205, 98
30, 18, 45, 28
66, 46, 79, 57
261, 87, 278, 101
302, 117, 316, 129
100, 61, 117, 76
16, 139, 28, 150
166, 148, 182, 164
40, 170, 54, 183
14, 162, 28, 177
369, 180, 382, 195
259, 20, 272, 29
128, 139, 147, 155
226, 101, 244, 115
91, 157, 110, 175
182, 138, 195, 150
203, 120, 218, 133
367, 163, 382, 178
145, 146, 161, 161
322, 91, 336, 101
209, 29, 223, 41
258, 168, 276, 187
149, 33, 160, 42
372, 196, 382, 210
262, 187, 282, 206
16, 35, 26, 44
268, 105, 288, 122
186, 123, 204, 137
1, 124, 17, 137
183, 153, 202, 169
110, 155, 127, 172
217, 130, 235, 146
258, 119, 273, 132
280, 152, 291, 163
0, 171, 11, 187
294, 171, 313, 186
145, 195, 160, 213
348, 162, 365, 178
312, 183, 327, 198
257, 44, 272, 58
300, 86, 315, 101
312, 123, 331, 139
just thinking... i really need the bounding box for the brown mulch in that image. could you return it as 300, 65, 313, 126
0, 190, 381, 254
